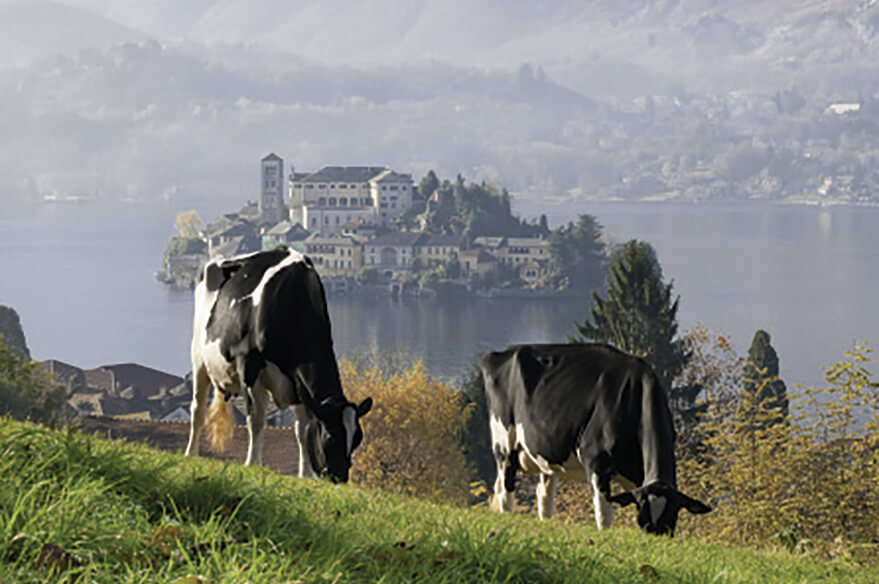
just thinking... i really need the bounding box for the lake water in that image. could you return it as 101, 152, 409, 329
1, 198, 877, 390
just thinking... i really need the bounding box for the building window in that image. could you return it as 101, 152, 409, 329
340, 197, 347, 206
318, 184, 326, 189
318, 197, 327, 206
324, 217, 329, 224
382, 185, 387, 190
305, 184, 314, 189
339, 184, 347, 189
389, 185, 398, 191
294, 183, 302, 188
329, 198, 336, 206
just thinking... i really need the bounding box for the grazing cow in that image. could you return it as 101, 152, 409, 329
184, 246, 372, 483
482, 343, 710, 535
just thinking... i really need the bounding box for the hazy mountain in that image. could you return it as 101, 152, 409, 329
0, 1, 146, 68
2, 0, 878, 207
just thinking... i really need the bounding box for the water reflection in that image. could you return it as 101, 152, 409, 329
328, 295, 586, 381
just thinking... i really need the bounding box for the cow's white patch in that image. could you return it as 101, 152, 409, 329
201, 339, 238, 390
342, 405, 357, 456
248, 249, 305, 308
489, 415, 513, 456
649, 494, 667, 525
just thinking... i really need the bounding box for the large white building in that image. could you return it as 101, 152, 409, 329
289, 166, 414, 234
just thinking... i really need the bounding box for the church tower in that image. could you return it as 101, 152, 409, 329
259, 153, 284, 225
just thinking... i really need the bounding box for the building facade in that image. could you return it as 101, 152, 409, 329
289, 166, 414, 234
303, 233, 364, 278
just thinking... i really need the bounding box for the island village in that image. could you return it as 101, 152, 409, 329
159, 154, 558, 296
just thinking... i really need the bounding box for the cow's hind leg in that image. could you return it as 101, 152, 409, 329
588, 470, 616, 529
184, 364, 211, 457
490, 452, 518, 513
536, 474, 558, 520
489, 416, 517, 513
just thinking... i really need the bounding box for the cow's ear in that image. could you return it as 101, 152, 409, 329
356, 397, 373, 418
676, 492, 712, 515
608, 492, 637, 507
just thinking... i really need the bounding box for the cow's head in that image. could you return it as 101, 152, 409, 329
608, 482, 711, 536
309, 397, 373, 483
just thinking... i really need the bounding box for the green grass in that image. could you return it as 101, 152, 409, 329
0, 418, 875, 583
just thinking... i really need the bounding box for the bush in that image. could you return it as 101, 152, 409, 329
0, 337, 65, 427
675, 340, 879, 554
340, 358, 473, 505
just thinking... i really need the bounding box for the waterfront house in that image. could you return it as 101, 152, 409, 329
494, 236, 550, 267
363, 232, 426, 278
303, 232, 364, 278
261, 220, 310, 252
414, 233, 466, 269
459, 248, 498, 278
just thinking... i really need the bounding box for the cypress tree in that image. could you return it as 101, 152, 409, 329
743, 329, 789, 425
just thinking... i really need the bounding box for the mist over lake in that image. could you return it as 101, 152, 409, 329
2, 198, 876, 391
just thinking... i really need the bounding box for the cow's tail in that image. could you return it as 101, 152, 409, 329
205, 390, 235, 453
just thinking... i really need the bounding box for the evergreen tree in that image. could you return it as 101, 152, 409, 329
572, 240, 691, 404
547, 214, 606, 291
743, 329, 789, 425
418, 170, 439, 199
0, 305, 30, 359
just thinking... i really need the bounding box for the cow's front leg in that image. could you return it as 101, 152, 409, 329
292, 404, 317, 478
588, 470, 616, 530
244, 386, 266, 466
184, 365, 211, 457
237, 355, 266, 467
536, 474, 558, 520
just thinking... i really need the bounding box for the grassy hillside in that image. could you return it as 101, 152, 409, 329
0, 418, 875, 584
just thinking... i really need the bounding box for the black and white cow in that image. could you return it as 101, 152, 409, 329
482, 343, 710, 535
184, 246, 372, 483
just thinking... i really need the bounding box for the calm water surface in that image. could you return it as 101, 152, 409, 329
1, 199, 877, 390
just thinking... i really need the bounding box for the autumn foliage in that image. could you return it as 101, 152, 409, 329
339, 358, 473, 506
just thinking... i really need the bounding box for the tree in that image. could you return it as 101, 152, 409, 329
0, 305, 30, 359
547, 214, 606, 291
572, 239, 690, 397
354, 266, 379, 286
0, 337, 64, 426
340, 357, 472, 505
458, 359, 494, 485
675, 325, 744, 458
418, 170, 439, 200
743, 330, 789, 426
174, 210, 203, 238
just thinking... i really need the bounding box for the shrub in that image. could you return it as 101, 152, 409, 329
340, 358, 473, 505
